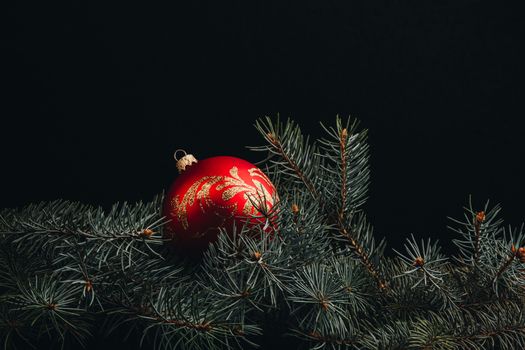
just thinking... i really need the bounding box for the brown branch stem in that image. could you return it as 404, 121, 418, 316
473, 218, 481, 267
267, 136, 320, 201
493, 254, 515, 284
339, 128, 348, 221
303, 330, 355, 346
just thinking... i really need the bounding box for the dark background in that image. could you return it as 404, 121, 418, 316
3, 0, 524, 257
2, 1, 524, 349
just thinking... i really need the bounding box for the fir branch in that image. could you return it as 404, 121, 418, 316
1, 273, 94, 349
448, 196, 503, 271
318, 115, 370, 215
439, 300, 525, 349
486, 224, 525, 296
337, 219, 387, 291
253, 116, 321, 201
270, 135, 319, 201
254, 116, 386, 291
0, 197, 169, 271
492, 251, 516, 293
393, 234, 449, 290
318, 116, 384, 291
3, 116, 525, 350
473, 209, 484, 267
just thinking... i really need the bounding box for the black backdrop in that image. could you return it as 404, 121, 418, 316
3, 0, 524, 258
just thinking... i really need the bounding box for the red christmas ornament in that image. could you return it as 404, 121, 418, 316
162, 151, 278, 255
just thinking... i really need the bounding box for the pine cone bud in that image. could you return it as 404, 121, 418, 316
291, 203, 300, 215
341, 128, 348, 139
252, 251, 262, 261
267, 132, 277, 143
232, 327, 245, 336
519, 247, 525, 263
413, 256, 425, 267
142, 228, 154, 237
85, 279, 93, 292
475, 210, 486, 223
513, 246, 525, 263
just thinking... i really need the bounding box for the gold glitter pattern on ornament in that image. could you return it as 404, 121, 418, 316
248, 168, 273, 187
171, 166, 276, 230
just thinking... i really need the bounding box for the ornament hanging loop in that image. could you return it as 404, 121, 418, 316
174, 149, 198, 173
174, 149, 187, 161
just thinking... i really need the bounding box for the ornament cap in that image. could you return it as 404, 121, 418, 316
174, 149, 198, 173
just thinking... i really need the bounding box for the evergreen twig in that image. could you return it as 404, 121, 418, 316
1, 116, 525, 350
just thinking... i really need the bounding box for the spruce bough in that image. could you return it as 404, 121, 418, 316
1, 116, 524, 350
